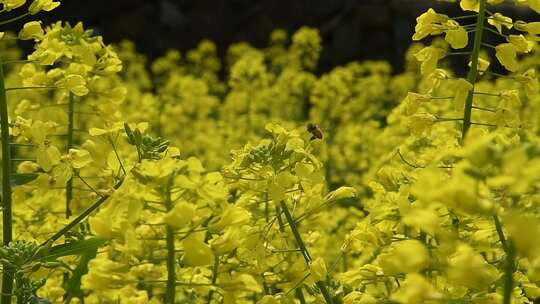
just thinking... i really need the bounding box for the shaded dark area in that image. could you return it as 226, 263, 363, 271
6, 0, 539, 73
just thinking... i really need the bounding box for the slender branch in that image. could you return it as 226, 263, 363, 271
327, 251, 345, 274
396, 149, 453, 169
2, 60, 36, 65
484, 26, 507, 38
271, 248, 302, 253
452, 14, 478, 20
396, 149, 422, 169
75, 171, 103, 198
481, 42, 497, 49
435, 117, 464, 122
0, 12, 29, 25
5, 86, 56, 91
472, 105, 496, 112
284, 273, 311, 296
108, 137, 126, 175
40, 179, 124, 246
279, 201, 334, 304
447, 52, 472, 56
486, 71, 512, 78
470, 122, 496, 127
473, 91, 500, 97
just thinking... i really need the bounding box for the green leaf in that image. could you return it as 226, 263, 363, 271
10, 173, 38, 186
0, 173, 39, 192
124, 122, 135, 144
40, 238, 106, 262
64, 238, 102, 301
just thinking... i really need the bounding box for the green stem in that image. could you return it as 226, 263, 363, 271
472, 105, 496, 112
165, 175, 176, 304
66, 93, 75, 218
503, 240, 515, 304
108, 138, 126, 175
295, 288, 307, 304
493, 214, 508, 255
1, 60, 35, 65
0, 12, 29, 26
436, 118, 464, 122
279, 201, 333, 304
484, 26, 507, 38
207, 256, 219, 304
0, 57, 14, 304
451, 14, 478, 20
447, 52, 472, 56
5, 86, 56, 91
482, 42, 497, 49
461, 0, 487, 142
486, 71, 512, 78
473, 91, 499, 97
493, 215, 513, 304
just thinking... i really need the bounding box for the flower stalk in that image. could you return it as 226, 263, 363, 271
0, 57, 14, 304
493, 214, 514, 304
165, 175, 176, 304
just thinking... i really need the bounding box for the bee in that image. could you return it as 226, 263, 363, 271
307, 123, 323, 140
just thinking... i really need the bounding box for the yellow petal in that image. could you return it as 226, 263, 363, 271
19, 21, 43, 41
182, 233, 214, 266
495, 43, 519, 72
453, 78, 473, 113
444, 21, 468, 49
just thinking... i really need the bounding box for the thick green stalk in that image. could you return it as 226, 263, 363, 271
0, 58, 14, 304
503, 240, 515, 304
279, 201, 333, 304
207, 256, 219, 304
461, 0, 487, 141
295, 288, 307, 304
493, 215, 514, 304
66, 93, 75, 218
164, 176, 176, 304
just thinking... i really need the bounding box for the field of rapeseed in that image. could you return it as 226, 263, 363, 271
0, 0, 539, 303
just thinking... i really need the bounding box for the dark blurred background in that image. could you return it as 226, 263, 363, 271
8, 0, 538, 73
